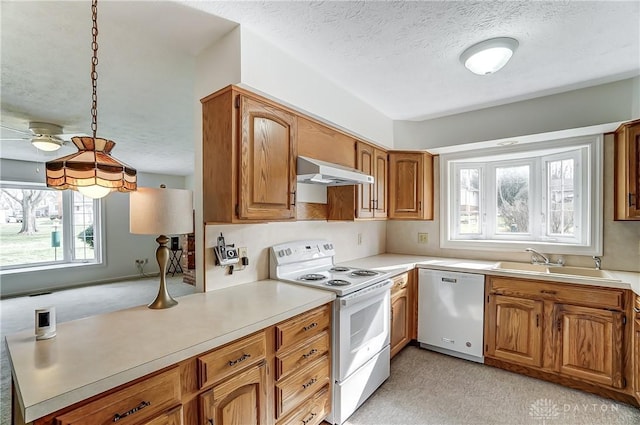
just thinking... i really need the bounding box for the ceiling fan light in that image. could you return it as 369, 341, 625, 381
460, 37, 519, 75
31, 135, 63, 151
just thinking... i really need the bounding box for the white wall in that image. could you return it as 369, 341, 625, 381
239, 28, 394, 148
0, 159, 187, 297
193, 26, 242, 292
387, 136, 640, 273
394, 77, 639, 149
204, 220, 386, 291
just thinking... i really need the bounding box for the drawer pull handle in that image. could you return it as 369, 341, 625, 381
208, 419, 214, 425
634, 307, 640, 313
540, 290, 557, 295
303, 322, 318, 332
112, 401, 151, 422
302, 348, 318, 359
302, 412, 317, 425
228, 353, 251, 367
302, 377, 317, 389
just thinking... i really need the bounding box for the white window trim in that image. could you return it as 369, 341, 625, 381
0, 182, 104, 271
440, 135, 603, 256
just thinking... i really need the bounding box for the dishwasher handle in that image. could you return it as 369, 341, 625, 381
441, 277, 457, 283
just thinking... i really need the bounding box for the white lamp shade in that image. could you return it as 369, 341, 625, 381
130, 186, 193, 235
460, 37, 519, 75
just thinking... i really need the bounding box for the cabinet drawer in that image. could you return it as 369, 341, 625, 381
276, 304, 330, 352
391, 273, 409, 294
54, 367, 181, 425
489, 277, 625, 310
276, 330, 330, 380
276, 385, 330, 425
275, 356, 330, 419
198, 331, 266, 389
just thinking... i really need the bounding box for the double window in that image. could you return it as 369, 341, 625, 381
0, 183, 102, 270
442, 135, 602, 255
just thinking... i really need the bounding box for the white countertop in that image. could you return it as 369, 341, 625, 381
6, 280, 335, 423
339, 254, 640, 295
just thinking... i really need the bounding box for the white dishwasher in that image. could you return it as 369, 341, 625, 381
417, 269, 485, 363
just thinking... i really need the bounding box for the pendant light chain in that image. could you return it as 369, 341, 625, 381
90, 0, 99, 140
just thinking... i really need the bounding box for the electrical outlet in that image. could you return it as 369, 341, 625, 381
357, 233, 363, 245
418, 233, 429, 244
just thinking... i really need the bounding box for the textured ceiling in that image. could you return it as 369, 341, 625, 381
1, 1, 639, 176
184, 0, 640, 120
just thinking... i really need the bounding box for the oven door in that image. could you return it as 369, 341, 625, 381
334, 279, 391, 381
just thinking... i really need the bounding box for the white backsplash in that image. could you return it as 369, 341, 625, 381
204, 220, 386, 291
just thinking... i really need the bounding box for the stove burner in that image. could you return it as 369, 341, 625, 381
330, 267, 351, 272
299, 273, 327, 281
351, 269, 379, 277
327, 279, 350, 286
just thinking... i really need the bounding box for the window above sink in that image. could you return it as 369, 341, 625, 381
441, 134, 603, 256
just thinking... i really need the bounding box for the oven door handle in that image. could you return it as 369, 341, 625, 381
340, 279, 392, 307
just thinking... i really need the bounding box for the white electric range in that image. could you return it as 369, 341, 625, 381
270, 240, 393, 425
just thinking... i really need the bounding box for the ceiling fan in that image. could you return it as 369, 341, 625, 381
0, 122, 80, 152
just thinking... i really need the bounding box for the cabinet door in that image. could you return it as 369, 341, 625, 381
373, 149, 388, 218
388, 152, 433, 220
200, 361, 268, 425
390, 286, 409, 358
555, 304, 625, 388
635, 318, 640, 402
356, 142, 375, 218
486, 295, 543, 367
615, 119, 640, 220
239, 96, 297, 220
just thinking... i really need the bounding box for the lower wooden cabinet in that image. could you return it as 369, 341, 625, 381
485, 295, 543, 367
30, 303, 334, 425
50, 367, 182, 425
390, 272, 411, 358
485, 277, 632, 399
274, 304, 332, 422
276, 385, 330, 425
555, 304, 625, 388
634, 296, 640, 402
200, 361, 269, 425
145, 405, 183, 425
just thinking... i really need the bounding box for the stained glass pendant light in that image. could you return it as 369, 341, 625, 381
46, 0, 136, 199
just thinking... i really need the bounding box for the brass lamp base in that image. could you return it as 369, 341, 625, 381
148, 235, 178, 309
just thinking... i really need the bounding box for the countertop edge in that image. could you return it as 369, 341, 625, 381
15, 283, 335, 422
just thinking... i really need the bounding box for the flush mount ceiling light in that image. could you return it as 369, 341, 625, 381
46, 0, 136, 199
31, 134, 64, 152
460, 37, 519, 75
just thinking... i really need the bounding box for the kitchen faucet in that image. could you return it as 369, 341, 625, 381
525, 248, 564, 266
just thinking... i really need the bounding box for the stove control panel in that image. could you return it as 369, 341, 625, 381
271, 240, 335, 265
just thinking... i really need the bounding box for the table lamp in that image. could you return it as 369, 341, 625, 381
130, 185, 193, 309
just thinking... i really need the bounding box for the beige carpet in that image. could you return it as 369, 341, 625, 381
345, 346, 640, 425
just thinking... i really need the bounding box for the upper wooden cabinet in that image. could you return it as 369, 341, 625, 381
297, 116, 356, 168
614, 118, 640, 220
388, 152, 433, 220
356, 142, 388, 219
202, 87, 297, 223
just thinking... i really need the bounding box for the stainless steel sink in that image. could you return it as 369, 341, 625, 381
494, 261, 549, 273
